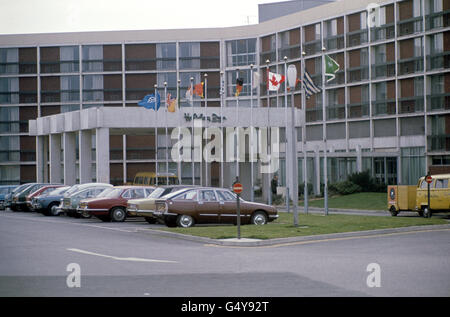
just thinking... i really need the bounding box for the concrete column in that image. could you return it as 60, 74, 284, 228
96, 128, 110, 184
63, 132, 77, 185
49, 134, 62, 184
79, 130, 92, 184
314, 148, 321, 196
356, 144, 362, 173
36, 136, 45, 183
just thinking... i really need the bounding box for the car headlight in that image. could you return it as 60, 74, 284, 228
128, 204, 137, 210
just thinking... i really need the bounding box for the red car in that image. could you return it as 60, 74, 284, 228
27, 185, 64, 211
77, 186, 155, 222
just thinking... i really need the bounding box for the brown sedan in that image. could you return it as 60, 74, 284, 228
153, 187, 278, 228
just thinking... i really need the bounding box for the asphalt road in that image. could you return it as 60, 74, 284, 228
0, 209, 449, 297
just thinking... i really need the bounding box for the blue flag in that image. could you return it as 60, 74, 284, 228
138, 92, 161, 110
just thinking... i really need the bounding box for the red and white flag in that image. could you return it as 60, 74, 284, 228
267, 71, 285, 91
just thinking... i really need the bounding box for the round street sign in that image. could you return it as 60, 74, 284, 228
426, 175, 433, 184
233, 183, 243, 194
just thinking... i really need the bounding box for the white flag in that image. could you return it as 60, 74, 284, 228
252, 71, 260, 89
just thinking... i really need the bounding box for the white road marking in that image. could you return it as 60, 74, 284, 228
67, 248, 178, 263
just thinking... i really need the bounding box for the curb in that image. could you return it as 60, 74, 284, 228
138, 224, 450, 247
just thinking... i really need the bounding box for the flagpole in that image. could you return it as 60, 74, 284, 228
154, 83, 159, 186
266, 59, 271, 206
190, 77, 194, 185
321, 45, 328, 216
204, 73, 208, 187
250, 64, 254, 202
177, 79, 182, 185
220, 71, 224, 188
164, 81, 169, 185
284, 57, 289, 213
236, 69, 239, 180
301, 51, 308, 215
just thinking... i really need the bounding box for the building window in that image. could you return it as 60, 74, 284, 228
0, 107, 19, 133
156, 43, 176, 70
0, 136, 20, 162
401, 147, 425, 185
0, 48, 19, 75
0, 77, 19, 104
179, 42, 200, 69
82, 45, 103, 72
227, 38, 256, 67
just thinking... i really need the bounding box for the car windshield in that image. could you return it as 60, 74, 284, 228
48, 186, 70, 196
147, 187, 165, 198
163, 188, 192, 200
102, 188, 123, 198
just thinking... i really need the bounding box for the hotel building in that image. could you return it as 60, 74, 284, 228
0, 0, 449, 202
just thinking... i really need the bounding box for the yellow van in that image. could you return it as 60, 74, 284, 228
133, 172, 179, 186
416, 174, 450, 218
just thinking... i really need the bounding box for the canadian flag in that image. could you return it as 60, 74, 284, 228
267, 71, 285, 91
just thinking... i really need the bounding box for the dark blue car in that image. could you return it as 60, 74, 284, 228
3, 183, 34, 210
0, 185, 19, 210
33, 186, 70, 216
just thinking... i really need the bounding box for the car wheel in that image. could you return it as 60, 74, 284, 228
45, 203, 58, 216
145, 217, 157, 224
389, 206, 398, 217
110, 207, 126, 222
251, 211, 268, 225
176, 214, 195, 228
423, 207, 432, 218
80, 210, 92, 219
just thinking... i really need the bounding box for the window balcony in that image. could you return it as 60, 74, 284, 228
398, 56, 424, 75
326, 104, 345, 120
426, 93, 450, 112
399, 96, 424, 114
324, 35, 345, 51
306, 107, 323, 122
427, 51, 450, 71
41, 60, 80, 74
370, 23, 395, 42
347, 29, 368, 48
125, 58, 156, 71
428, 134, 450, 152
371, 61, 396, 79
278, 44, 302, 60
303, 39, 321, 56
397, 16, 423, 37
372, 99, 396, 116
425, 9, 450, 30
347, 102, 369, 118
347, 65, 369, 83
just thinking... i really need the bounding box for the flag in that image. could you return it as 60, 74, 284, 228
303, 70, 321, 99
193, 82, 204, 98
252, 71, 260, 89
325, 54, 340, 82
138, 92, 161, 110
235, 78, 243, 97
287, 78, 301, 92
167, 93, 177, 113
185, 86, 193, 106
267, 71, 285, 91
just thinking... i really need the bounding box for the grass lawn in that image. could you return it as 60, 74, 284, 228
157, 212, 447, 240
299, 192, 387, 210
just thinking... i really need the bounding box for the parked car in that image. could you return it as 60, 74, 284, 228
3, 183, 34, 210
26, 185, 65, 211
62, 184, 113, 217
127, 185, 197, 223
31, 186, 70, 215
77, 186, 154, 222
56, 183, 113, 216
153, 187, 279, 228
11, 183, 54, 211
0, 185, 18, 210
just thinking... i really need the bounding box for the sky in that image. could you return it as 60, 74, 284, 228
0, 0, 276, 35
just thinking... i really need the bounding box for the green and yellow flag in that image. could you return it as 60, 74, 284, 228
325, 55, 340, 83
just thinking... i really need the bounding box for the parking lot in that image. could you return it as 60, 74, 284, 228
1, 207, 450, 297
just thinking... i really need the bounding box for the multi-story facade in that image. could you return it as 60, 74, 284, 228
0, 0, 449, 202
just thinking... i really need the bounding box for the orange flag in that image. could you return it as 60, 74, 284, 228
193, 82, 204, 98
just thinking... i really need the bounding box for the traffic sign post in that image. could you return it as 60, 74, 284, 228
232, 179, 243, 239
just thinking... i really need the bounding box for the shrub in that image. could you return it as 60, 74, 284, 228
348, 170, 374, 192
298, 183, 314, 198
272, 194, 284, 205
329, 180, 362, 195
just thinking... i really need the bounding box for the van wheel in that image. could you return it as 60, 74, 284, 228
145, 217, 157, 224
423, 207, 432, 218
417, 210, 424, 217
389, 206, 398, 217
